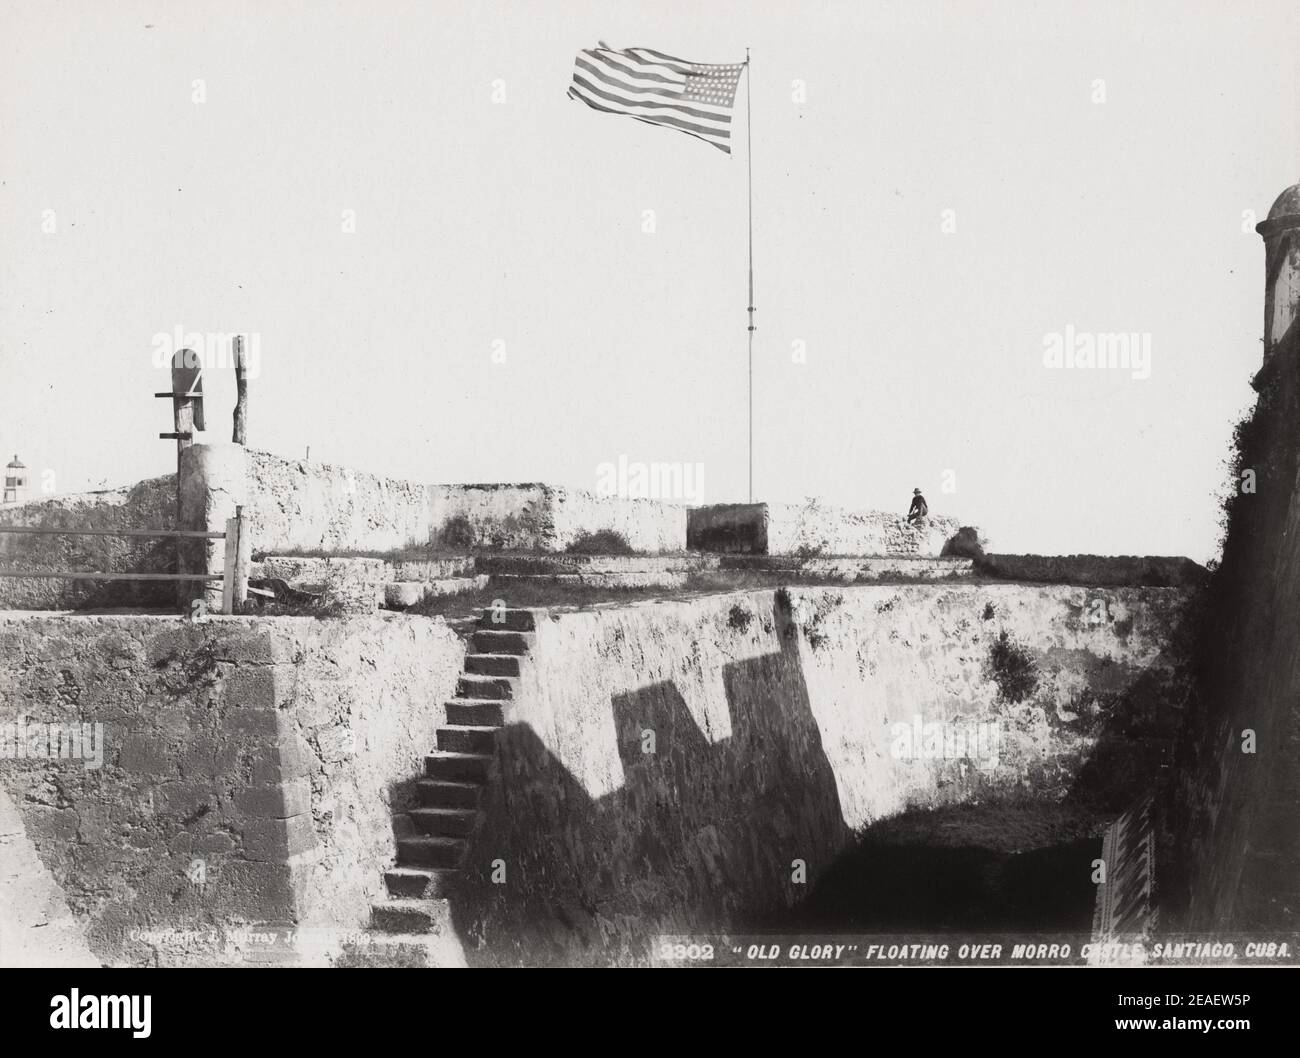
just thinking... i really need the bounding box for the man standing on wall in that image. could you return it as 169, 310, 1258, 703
907, 488, 929, 525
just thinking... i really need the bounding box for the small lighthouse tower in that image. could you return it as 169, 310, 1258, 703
3, 455, 29, 507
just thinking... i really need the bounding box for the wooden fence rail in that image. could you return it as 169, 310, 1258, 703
0, 508, 247, 614
0, 526, 226, 539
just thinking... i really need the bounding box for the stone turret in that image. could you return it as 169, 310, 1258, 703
1256, 183, 1300, 368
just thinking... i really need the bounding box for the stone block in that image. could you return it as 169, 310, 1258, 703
223, 666, 281, 711
242, 814, 319, 862
234, 778, 311, 819
157, 780, 215, 818
118, 733, 172, 777
194, 831, 236, 854
688, 503, 768, 553
251, 727, 316, 785
210, 860, 297, 921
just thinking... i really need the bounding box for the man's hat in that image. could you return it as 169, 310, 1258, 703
913, 488, 922, 494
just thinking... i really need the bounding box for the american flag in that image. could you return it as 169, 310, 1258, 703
568, 46, 745, 154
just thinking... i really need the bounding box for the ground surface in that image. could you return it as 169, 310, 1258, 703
762, 802, 1106, 933
0, 788, 98, 967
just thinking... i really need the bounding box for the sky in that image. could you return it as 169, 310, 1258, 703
1, 0, 1297, 562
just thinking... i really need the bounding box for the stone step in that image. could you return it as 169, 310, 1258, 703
464, 653, 522, 677
415, 779, 483, 809
370, 898, 452, 935
391, 558, 477, 581
470, 630, 535, 656
383, 866, 460, 899
456, 674, 517, 701
476, 608, 537, 632
408, 806, 480, 837
396, 835, 467, 869
384, 577, 490, 608
445, 699, 506, 727
425, 751, 494, 783
384, 582, 429, 608
334, 932, 466, 968
489, 570, 689, 590
437, 724, 499, 754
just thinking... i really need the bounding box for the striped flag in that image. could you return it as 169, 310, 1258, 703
568, 45, 745, 154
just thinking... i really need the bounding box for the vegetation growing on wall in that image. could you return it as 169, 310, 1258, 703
1153, 330, 1300, 931
988, 629, 1039, 703
438, 513, 476, 550
941, 527, 985, 559
566, 529, 635, 555
727, 603, 753, 632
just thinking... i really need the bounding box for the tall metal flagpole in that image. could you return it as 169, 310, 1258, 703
745, 47, 755, 503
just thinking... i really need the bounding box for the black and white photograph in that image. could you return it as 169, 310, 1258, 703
0, 0, 1296, 1037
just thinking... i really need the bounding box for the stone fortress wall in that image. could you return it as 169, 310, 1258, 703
0, 612, 464, 966
0, 448, 974, 609
455, 582, 1194, 964
0, 579, 1194, 966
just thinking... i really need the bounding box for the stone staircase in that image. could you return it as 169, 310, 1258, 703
351, 606, 536, 964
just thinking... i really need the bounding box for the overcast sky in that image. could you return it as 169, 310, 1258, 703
1, 0, 1296, 561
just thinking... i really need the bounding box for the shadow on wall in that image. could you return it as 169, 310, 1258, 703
449, 593, 852, 966
1061, 597, 1200, 816
776, 825, 1102, 933
759, 591, 1198, 938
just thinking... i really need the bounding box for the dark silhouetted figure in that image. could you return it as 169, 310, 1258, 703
907, 488, 928, 524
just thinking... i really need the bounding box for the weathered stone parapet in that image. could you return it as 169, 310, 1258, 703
427, 483, 686, 552
231, 452, 689, 556
547, 488, 685, 553
0, 476, 177, 610
244, 450, 432, 556
688, 500, 968, 557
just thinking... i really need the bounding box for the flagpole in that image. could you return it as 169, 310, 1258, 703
745, 47, 755, 504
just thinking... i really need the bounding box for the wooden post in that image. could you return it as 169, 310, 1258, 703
160, 349, 205, 606
221, 511, 239, 615
233, 505, 248, 607
169, 349, 204, 476
232, 336, 248, 445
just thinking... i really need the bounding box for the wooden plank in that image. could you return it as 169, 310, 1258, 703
0, 572, 225, 581
233, 506, 248, 606
0, 526, 225, 539
232, 336, 248, 444
222, 515, 239, 615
